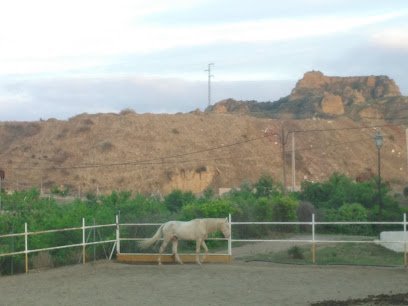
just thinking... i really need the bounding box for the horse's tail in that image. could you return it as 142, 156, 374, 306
139, 223, 165, 249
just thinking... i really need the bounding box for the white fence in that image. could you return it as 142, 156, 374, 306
1, 214, 407, 274
0, 218, 118, 273
232, 213, 408, 265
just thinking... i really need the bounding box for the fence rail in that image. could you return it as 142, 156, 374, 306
0, 218, 118, 273
1, 214, 407, 274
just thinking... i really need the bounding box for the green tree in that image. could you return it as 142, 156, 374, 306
164, 189, 195, 213
272, 195, 299, 222
181, 198, 235, 220
254, 175, 277, 198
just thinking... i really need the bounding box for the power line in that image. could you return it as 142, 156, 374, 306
4, 122, 407, 171
289, 137, 374, 154
291, 122, 404, 134
11, 135, 268, 171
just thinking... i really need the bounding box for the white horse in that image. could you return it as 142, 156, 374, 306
139, 218, 230, 265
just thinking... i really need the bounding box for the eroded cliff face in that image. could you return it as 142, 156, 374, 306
291, 71, 401, 101
289, 71, 401, 116
207, 71, 407, 122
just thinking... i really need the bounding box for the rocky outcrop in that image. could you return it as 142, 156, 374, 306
290, 71, 401, 103
206, 71, 406, 121
289, 71, 401, 116
321, 92, 344, 115
207, 98, 250, 114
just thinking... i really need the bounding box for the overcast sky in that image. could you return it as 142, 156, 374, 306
1, 0, 407, 121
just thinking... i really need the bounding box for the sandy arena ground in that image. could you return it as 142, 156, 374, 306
0, 260, 407, 306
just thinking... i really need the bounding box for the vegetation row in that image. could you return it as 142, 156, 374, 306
0, 173, 407, 274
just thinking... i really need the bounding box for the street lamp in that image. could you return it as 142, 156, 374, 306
374, 130, 383, 218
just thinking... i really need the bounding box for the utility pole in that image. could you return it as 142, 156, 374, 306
205, 63, 214, 106
265, 125, 289, 194
281, 127, 287, 193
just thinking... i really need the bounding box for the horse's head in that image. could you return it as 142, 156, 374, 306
220, 218, 230, 238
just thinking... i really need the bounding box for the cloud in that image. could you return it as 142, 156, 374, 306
0, 77, 294, 121
372, 27, 408, 51
1, 7, 405, 76
0, 0, 205, 59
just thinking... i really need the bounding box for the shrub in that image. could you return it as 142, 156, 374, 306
119, 108, 136, 115
404, 186, 408, 198
98, 141, 114, 152
272, 195, 299, 222
51, 185, 70, 196
254, 175, 277, 198
339, 203, 368, 221
288, 246, 304, 259
164, 190, 195, 213
297, 201, 316, 231
181, 199, 236, 220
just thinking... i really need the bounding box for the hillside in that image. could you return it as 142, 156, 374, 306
207, 71, 408, 122
0, 72, 407, 196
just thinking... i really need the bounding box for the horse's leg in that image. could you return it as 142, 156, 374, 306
171, 238, 183, 264
158, 239, 169, 265
195, 238, 203, 265
200, 240, 209, 263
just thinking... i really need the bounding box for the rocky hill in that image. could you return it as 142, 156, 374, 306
0, 72, 407, 196
207, 71, 408, 122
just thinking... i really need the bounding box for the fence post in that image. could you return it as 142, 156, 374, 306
312, 214, 316, 264
82, 218, 86, 264
404, 213, 407, 268
116, 215, 120, 255
228, 214, 232, 258
24, 222, 28, 273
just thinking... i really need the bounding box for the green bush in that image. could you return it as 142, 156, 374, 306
164, 189, 195, 213
254, 175, 278, 198
181, 198, 235, 220
1, 172, 405, 275
288, 246, 304, 259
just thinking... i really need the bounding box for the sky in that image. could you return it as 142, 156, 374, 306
0, 0, 407, 121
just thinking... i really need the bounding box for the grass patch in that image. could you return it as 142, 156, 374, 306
240, 243, 405, 267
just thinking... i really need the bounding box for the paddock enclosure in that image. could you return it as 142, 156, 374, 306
0, 260, 407, 306
1, 215, 408, 305
1, 214, 408, 274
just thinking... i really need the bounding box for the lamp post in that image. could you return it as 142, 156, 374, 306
374, 130, 383, 219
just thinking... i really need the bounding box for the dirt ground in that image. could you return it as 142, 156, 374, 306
0, 260, 407, 306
